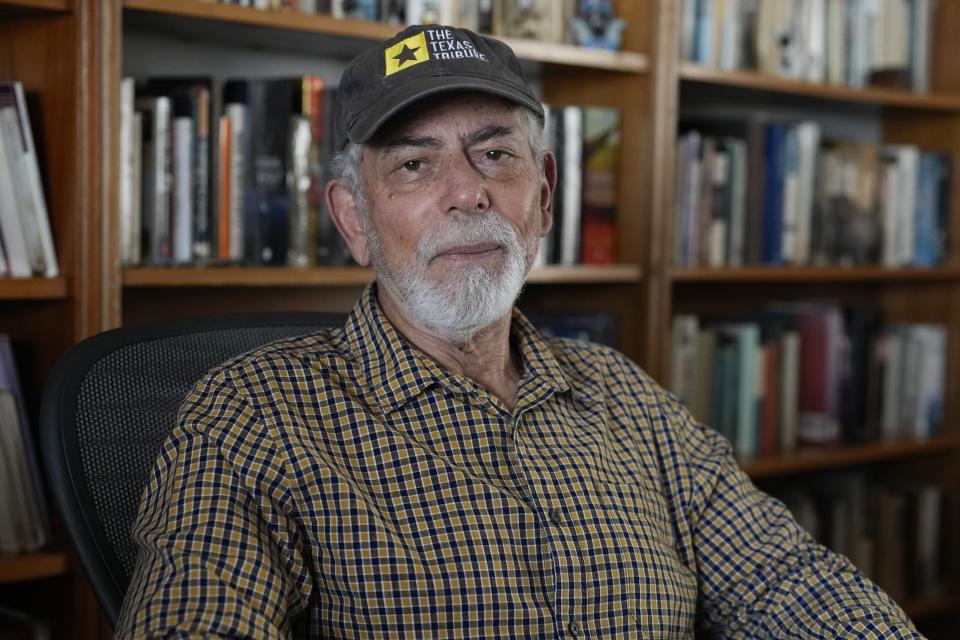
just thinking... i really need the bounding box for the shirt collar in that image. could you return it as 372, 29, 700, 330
343, 284, 570, 414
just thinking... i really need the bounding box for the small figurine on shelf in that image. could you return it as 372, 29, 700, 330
569, 0, 625, 51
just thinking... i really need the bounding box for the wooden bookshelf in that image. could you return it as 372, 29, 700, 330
742, 434, 960, 479
680, 62, 960, 111
0, 552, 69, 585
3, 0, 956, 636
122, 264, 642, 288
0, 277, 69, 300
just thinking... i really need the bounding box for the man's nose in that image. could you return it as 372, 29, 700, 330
444, 153, 489, 213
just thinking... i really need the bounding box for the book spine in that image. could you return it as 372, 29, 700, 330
172, 117, 194, 264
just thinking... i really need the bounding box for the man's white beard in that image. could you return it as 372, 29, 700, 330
366, 211, 530, 344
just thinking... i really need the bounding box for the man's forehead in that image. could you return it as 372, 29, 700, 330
370, 93, 525, 145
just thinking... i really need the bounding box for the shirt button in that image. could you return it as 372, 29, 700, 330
568, 620, 581, 636
548, 507, 563, 526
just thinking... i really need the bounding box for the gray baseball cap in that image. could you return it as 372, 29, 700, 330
334, 24, 544, 150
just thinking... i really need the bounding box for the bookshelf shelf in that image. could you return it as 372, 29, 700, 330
670, 266, 960, 283
679, 63, 960, 111
0, 0, 69, 13
122, 0, 649, 73
123, 266, 374, 287
0, 552, 69, 585
741, 434, 960, 480
122, 265, 642, 288
0, 277, 68, 300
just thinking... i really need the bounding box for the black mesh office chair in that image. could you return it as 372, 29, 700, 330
39, 312, 344, 629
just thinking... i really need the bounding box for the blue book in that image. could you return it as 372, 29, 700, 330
762, 124, 786, 264
913, 153, 939, 267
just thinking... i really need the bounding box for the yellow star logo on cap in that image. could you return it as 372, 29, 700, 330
384, 32, 430, 76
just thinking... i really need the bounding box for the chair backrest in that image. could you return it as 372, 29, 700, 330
40, 312, 344, 628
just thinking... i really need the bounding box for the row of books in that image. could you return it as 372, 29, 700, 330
0, 335, 52, 554
670, 305, 945, 461
536, 104, 621, 267
681, 0, 935, 93
773, 472, 946, 602
120, 76, 621, 269
675, 121, 951, 268
121, 76, 353, 268
211, 0, 576, 44
0, 82, 59, 279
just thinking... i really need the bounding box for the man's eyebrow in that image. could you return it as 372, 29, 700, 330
384, 135, 442, 149
462, 125, 515, 147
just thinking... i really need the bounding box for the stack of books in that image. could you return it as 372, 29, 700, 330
680, 0, 936, 93
675, 121, 951, 268
671, 305, 945, 460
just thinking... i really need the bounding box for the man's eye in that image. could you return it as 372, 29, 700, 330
485, 150, 506, 161
403, 159, 423, 172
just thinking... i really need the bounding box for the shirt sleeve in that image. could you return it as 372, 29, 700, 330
651, 385, 924, 639
115, 369, 312, 639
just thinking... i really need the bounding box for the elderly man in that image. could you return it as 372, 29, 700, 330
117, 25, 921, 639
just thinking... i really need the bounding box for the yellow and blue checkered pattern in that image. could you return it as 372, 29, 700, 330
116, 284, 921, 639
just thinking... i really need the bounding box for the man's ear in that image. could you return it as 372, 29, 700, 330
539, 150, 557, 236
325, 179, 371, 266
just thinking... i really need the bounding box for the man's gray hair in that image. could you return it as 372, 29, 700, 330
329, 106, 547, 207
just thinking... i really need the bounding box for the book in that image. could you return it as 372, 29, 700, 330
0, 82, 58, 278
559, 106, 583, 266
144, 78, 217, 263
0, 111, 32, 278
136, 95, 173, 264
579, 106, 620, 265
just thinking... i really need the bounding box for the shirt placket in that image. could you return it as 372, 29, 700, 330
512, 399, 592, 640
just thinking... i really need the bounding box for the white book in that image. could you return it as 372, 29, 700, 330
0, 112, 32, 278
880, 157, 900, 267
794, 121, 820, 265
287, 115, 312, 267
1, 83, 58, 277
805, 0, 827, 82
719, 0, 740, 70
226, 103, 246, 262
120, 78, 137, 266
559, 106, 582, 266
0, 109, 45, 276
172, 117, 194, 265
825, 0, 845, 84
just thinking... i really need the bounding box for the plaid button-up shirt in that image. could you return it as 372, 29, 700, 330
117, 285, 920, 639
